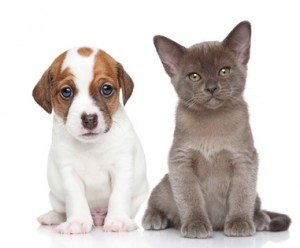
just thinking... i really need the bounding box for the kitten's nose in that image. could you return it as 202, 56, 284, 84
81, 113, 98, 130
205, 84, 218, 94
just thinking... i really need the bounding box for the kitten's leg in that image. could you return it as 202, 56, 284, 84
253, 196, 271, 231
168, 147, 213, 239
262, 211, 291, 231
253, 195, 291, 231
142, 174, 179, 230
224, 150, 258, 237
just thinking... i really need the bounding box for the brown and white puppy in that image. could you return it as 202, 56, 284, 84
33, 47, 149, 234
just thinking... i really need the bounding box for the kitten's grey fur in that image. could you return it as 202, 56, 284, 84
142, 21, 291, 238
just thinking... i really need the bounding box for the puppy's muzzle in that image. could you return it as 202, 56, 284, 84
81, 113, 98, 130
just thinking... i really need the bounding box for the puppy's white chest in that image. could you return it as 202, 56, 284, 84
75, 160, 110, 186
74, 153, 112, 204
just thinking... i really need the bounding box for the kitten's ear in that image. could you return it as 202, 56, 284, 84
223, 21, 251, 64
154, 35, 187, 77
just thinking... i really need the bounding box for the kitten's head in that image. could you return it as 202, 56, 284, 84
154, 21, 251, 110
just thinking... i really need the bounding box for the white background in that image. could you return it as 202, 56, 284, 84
0, 0, 299, 247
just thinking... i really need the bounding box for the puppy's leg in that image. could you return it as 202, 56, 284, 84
38, 211, 66, 225
38, 192, 66, 225
55, 169, 93, 234
130, 185, 149, 218
103, 159, 138, 232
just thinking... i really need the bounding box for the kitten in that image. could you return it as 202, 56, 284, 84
142, 21, 291, 238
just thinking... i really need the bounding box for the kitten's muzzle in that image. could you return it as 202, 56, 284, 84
205, 84, 219, 95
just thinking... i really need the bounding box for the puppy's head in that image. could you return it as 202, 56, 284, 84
33, 47, 134, 143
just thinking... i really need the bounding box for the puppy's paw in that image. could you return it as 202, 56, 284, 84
224, 218, 255, 237
38, 211, 66, 225
56, 216, 93, 234
142, 209, 168, 230
181, 221, 213, 239
103, 217, 137, 232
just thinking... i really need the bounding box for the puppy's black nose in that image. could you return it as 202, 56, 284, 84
81, 113, 98, 130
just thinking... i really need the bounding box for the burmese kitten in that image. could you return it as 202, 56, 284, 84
142, 21, 291, 238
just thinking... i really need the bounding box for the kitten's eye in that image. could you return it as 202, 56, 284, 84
219, 67, 231, 77
188, 73, 201, 82
60, 86, 73, 100
100, 84, 114, 97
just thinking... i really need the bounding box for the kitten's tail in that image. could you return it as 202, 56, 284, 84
262, 210, 291, 231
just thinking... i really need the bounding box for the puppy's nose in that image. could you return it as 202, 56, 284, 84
81, 113, 98, 130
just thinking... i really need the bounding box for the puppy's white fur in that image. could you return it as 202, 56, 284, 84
36, 48, 149, 234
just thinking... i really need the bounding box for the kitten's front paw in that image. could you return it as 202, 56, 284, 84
142, 209, 168, 230
103, 217, 137, 232
224, 218, 255, 237
56, 216, 93, 234
181, 221, 213, 239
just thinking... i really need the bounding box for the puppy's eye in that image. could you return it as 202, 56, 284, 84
100, 84, 114, 97
188, 72, 201, 82
60, 87, 73, 100
219, 67, 231, 77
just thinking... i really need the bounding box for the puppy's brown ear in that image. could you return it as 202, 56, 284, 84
32, 68, 52, 113
117, 63, 134, 105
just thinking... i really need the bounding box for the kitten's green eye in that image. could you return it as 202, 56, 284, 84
219, 67, 231, 77
188, 73, 201, 82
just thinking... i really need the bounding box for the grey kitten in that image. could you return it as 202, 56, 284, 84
142, 21, 291, 238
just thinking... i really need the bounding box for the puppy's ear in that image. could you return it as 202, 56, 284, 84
153, 35, 187, 77
223, 21, 251, 64
117, 63, 134, 106
32, 68, 52, 113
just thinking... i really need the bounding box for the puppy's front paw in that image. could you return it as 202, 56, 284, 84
103, 217, 137, 232
181, 221, 213, 239
224, 218, 255, 237
56, 216, 93, 234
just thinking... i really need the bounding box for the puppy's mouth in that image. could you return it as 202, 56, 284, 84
80, 127, 110, 139
82, 132, 99, 137
81, 132, 99, 139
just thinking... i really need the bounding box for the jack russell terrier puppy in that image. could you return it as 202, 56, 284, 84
33, 47, 149, 234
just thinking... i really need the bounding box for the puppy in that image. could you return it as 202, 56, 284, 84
33, 47, 149, 234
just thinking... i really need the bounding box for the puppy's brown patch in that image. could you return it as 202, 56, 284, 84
48, 52, 76, 120
90, 50, 120, 117
51, 71, 77, 120
77, 47, 93, 57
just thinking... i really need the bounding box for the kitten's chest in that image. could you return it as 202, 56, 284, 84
178, 106, 246, 159
188, 121, 238, 159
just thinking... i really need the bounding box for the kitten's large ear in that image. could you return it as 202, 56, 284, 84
154, 35, 187, 77
32, 67, 53, 114
223, 21, 251, 64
